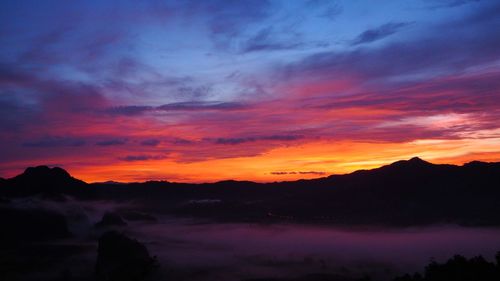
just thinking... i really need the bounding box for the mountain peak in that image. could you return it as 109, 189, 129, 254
13, 165, 84, 186
386, 157, 432, 169
22, 166, 72, 179
408, 157, 428, 164
464, 160, 488, 166
4, 165, 87, 197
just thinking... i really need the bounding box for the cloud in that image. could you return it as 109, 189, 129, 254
307, 71, 500, 115
121, 155, 166, 162
140, 139, 160, 146
319, 2, 342, 19
271, 171, 326, 175
107, 106, 153, 116
214, 135, 303, 145
157, 101, 246, 111
270, 171, 289, 175
425, 0, 481, 9
22, 136, 86, 148
351, 22, 411, 46
0, 92, 36, 131
307, 0, 343, 19
175, 85, 212, 100
241, 27, 303, 53
262, 135, 303, 141
200, 0, 273, 48
18, 26, 77, 66
95, 139, 127, 146
170, 138, 195, 145
107, 101, 248, 116
0, 65, 111, 133
214, 137, 257, 145
285, 4, 500, 84
298, 171, 326, 175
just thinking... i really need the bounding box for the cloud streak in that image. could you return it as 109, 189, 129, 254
213, 135, 303, 145
351, 22, 411, 46
22, 137, 86, 148
107, 101, 248, 116
96, 139, 127, 146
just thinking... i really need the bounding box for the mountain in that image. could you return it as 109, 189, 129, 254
294, 157, 500, 225
0, 165, 89, 198
1, 158, 499, 226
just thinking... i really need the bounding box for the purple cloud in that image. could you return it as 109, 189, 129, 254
96, 139, 127, 146
22, 136, 86, 148
121, 154, 166, 162
140, 139, 161, 146
214, 135, 303, 145
106, 101, 248, 116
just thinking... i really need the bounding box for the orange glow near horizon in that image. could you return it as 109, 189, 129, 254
2, 136, 499, 183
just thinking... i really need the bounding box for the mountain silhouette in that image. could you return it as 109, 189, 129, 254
1, 158, 499, 226
0, 165, 88, 198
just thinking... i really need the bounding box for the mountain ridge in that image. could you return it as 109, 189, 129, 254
1, 165, 88, 198
1, 158, 499, 226
2, 157, 497, 185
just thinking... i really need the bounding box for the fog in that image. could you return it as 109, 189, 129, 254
4, 198, 500, 281
127, 218, 500, 280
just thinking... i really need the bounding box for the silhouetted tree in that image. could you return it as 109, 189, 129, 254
96, 231, 158, 281
393, 252, 500, 281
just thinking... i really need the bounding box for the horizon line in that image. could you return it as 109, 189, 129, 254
5, 157, 498, 185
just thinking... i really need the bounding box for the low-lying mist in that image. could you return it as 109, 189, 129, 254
2, 197, 500, 281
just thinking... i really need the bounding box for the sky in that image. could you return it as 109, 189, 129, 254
1, 0, 500, 183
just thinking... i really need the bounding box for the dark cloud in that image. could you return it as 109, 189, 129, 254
158, 101, 247, 111
176, 85, 212, 99
0, 64, 45, 88
106, 101, 248, 116
215, 137, 256, 145
425, 0, 481, 9
22, 136, 86, 148
107, 106, 153, 116
241, 27, 303, 53
121, 155, 166, 162
140, 139, 160, 146
271, 171, 326, 175
95, 139, 127, 146
351, 22, 411, 46
270, 171, 289, 175
299, 171, 326, 175
261, 135, 303, 141
214, 135, 303, 145
171, 138, 194, 145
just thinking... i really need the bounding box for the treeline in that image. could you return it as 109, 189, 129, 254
393, 252, 500, 281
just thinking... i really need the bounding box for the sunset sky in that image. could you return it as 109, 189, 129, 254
1, 0, 499, 182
